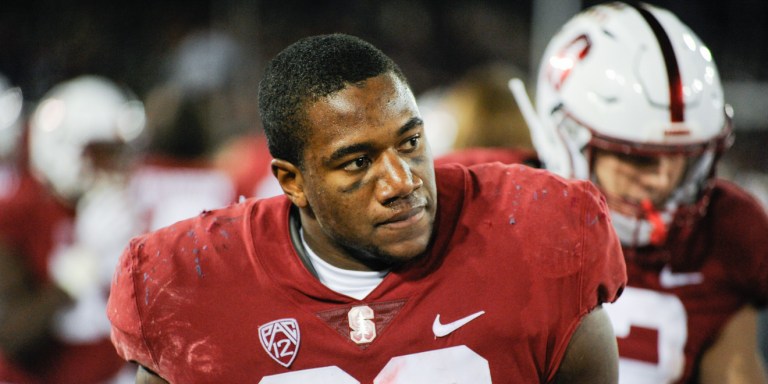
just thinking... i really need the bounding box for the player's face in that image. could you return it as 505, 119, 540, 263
593, 150, 686, 214
298, 72, 436, 271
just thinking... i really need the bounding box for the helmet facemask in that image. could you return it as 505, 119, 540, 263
557, 109, 733, 249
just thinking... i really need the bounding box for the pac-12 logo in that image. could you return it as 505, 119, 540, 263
259, 318, 300, 367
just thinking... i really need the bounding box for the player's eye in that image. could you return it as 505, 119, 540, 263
400, 134, 421, 153
343, 156, 371, 172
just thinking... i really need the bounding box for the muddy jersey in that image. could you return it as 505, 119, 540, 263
108, 163, 626, 383
604, 180, 768, 384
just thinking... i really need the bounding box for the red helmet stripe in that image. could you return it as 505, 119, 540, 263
632, 4, 685, 123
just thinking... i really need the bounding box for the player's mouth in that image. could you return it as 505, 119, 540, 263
378, 206, 426, 229
376, 195, 429, 229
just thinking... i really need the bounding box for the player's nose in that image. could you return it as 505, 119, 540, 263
375, 150, 421, 204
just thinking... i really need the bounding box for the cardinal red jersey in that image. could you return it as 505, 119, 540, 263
108, 163, 626, 383
0, 169, 70, 284
604, 180, 768, 383
0, 170, 126, 384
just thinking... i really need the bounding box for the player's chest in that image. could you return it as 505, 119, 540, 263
150, 266, 540, 383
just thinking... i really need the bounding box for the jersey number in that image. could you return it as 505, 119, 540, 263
258, 345, 491, 383
604, 287, 687, 383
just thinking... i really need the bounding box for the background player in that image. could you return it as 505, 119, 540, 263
0, 75, 146, 383
510, 2, 768, 383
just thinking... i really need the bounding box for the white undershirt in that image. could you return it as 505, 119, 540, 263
300, 228, 388, 300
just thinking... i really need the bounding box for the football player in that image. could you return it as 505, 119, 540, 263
510, 2, 768, 383
108, 33, 626, 383
0, 75, 146, 383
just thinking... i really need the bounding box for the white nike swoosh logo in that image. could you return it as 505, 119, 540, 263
432, 310, 485, 338
659, 264, 704, 288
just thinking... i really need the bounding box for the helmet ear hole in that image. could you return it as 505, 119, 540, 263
28, 75, 147, 203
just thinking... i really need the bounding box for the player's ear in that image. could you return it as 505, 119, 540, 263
272, 159, 308, 208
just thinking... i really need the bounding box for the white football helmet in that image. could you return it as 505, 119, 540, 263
0, 74, 24, 161
525, 2, 732, 247
29, 75, 146, 203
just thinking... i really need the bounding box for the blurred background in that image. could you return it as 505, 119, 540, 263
2, 0, 767, 159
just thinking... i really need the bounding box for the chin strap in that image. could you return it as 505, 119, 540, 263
641, 199, 668, 246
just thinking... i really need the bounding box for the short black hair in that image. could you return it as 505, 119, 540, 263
258, 33, 407, 167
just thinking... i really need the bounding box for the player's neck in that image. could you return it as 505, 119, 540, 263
295, 207, 384, 272
300, 226, 387, 300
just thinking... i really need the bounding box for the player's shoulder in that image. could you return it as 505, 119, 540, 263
128, 199, 249, 255
706, 179, 768, 251
438, 161, 601, 200
702, 180, 768, 300
436, 162, 607, 233
129, 195, 289, 254
711, 179, 767, 211
707, 179, 768, 234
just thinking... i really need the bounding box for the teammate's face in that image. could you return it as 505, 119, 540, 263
593, 150, 686, 214
294, 73, 437, 271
